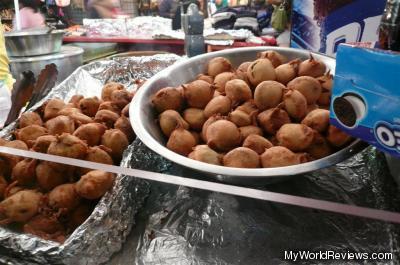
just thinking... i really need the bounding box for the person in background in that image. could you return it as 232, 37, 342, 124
13, 0, 46, 30
46, 4, 73, 28
87, 0, 121, 18
0, 21, 12, 127
215, 0, 228, 9
158, 0, 179, 18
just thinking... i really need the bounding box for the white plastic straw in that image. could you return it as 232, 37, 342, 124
14, 0, 21, 31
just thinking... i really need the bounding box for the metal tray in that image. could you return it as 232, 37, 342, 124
5, 29, 65, 57
0, 54, 179, 264
130, 47, 367, 183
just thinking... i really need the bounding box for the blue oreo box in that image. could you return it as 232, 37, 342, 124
330, 44, 400, 157
291, 0, 386, 57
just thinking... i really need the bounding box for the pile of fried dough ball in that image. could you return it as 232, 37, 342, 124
152, 51, 352, 169
0, 82, 134, 243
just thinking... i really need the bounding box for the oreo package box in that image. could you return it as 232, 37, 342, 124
330, 44, 400, 157
291, 0, 386, 57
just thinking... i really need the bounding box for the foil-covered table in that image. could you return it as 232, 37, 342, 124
109, 140, 400, 265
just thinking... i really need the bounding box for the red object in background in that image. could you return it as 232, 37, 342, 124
260, 36, 277, 46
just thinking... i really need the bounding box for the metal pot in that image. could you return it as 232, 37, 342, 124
130, 47, 367, 184
4, 29, 65, 57
9, 46, 84, 85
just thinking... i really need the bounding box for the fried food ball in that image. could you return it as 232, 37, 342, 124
57, 107, 82, 116
242, 134, 273, 155
69, 112, 94, 125
247, 59, 276, 86
31, 135, 57, 153
257, 50, 287, 67
0, 140, 29, 177
68, 95, 84, 108
45, 115, 75, 136
276, 124, 314, 152
44, 98, 66, 120
212, 72, 236, 93
48, 184, 81, 212
167, 128, 197, 156
207, 57, 232, 77
306, 133, 333, 159
159, 110, 189, 137
223, 147, 260, 168
206, 120, 241, 152
78, 96, 101, 117
114, 116, 135, 142
301, 109, 330, 133
11, 159, 37, 186
183, 80, 214, 108
111, 89, 132, 109
236, 100, 259, 115
98, 101, 121, 114
101, 129, 129, 161
75, 170, 115, 200
238, 125, 263, 140
78, 146, 113, 175
15, 125, 48, 147
0, 190, 42, 224
47, 133, 88, 159
257, 108, 291, 135
94, 109, 120, 128
73, 123, 107, 146
5, 140, 28, 151
19, 112, 43, 128
151, 86, 185, 113
36, 162, 71, 191
326, 125, 352, 147
260, 146, 301, 168
188, 145, 222, 165
101, 82, 125, 101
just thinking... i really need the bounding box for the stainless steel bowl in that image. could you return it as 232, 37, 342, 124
5, 29, 65, 57
9, 46, 84, 85
130, 47, 367, 184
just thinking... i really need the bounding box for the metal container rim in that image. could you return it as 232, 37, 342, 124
4, 29, 65, 37
9, 46, 84, 62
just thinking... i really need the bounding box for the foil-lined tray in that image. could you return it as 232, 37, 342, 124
0, 54, 180, 265
109, 140, 400, 265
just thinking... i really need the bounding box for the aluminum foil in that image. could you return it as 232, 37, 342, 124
109, 140, 400, 265
83, 18, 128, 37
83, 17, 173, 39
0, 54, 180, 265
